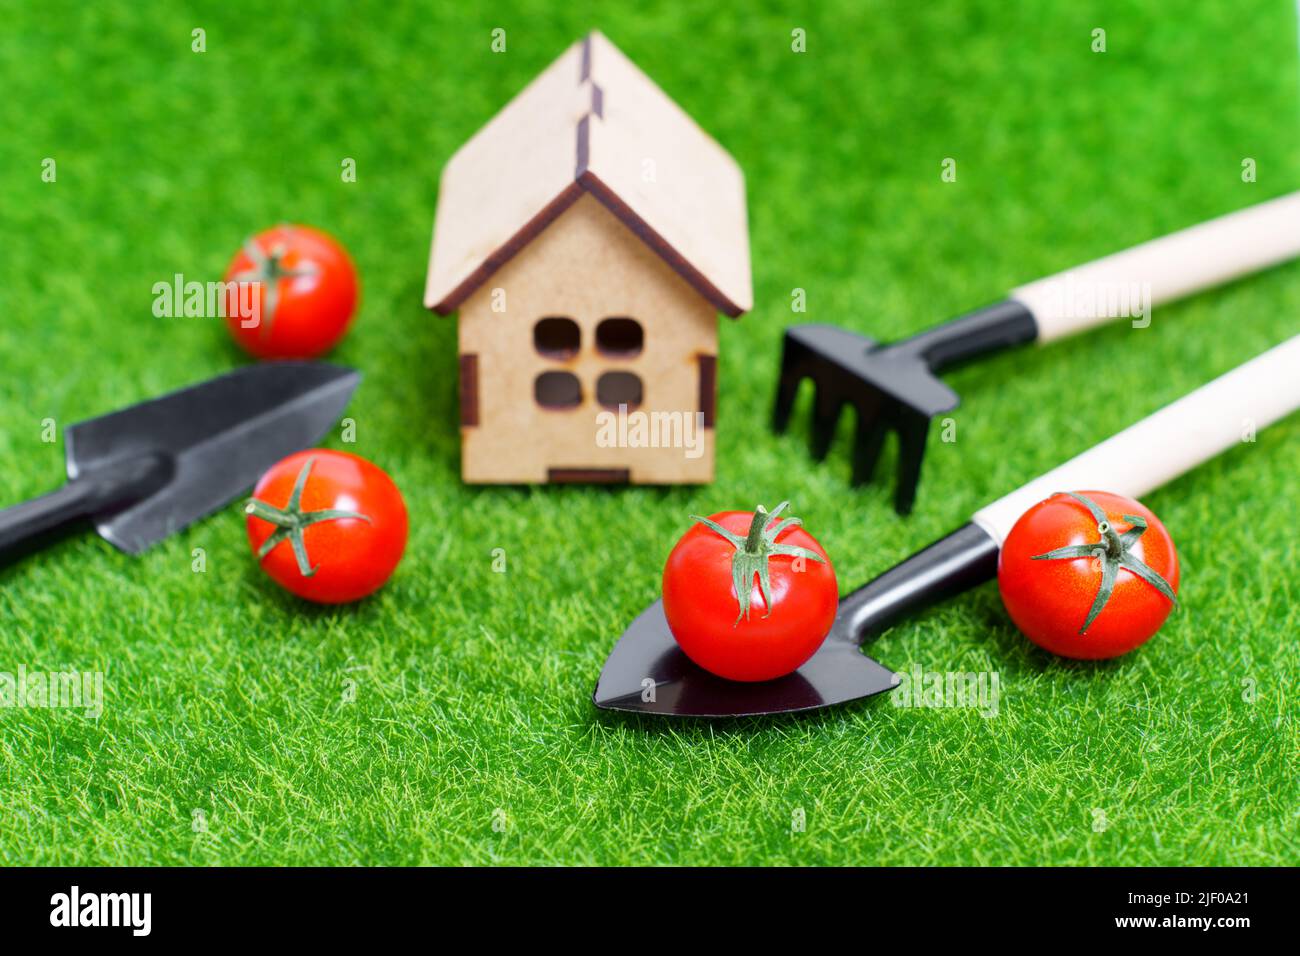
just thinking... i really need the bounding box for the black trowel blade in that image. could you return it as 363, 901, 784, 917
592, 599, 900, 718
65, 362, 360, 554
593, 526, 1003, 719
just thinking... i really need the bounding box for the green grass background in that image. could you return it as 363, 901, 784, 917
0, 0, 1297, 865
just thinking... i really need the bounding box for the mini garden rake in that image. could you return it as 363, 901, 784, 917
774, 191, 1300, 514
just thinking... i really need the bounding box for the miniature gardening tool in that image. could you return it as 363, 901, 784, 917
0, 363, 359, 559
596, 334, 1300, 717
774, 191, 1300, 514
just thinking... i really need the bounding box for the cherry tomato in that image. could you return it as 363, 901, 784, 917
223, 224, 358, 359
998, 490, 1179, 659
245, 449, 407, 604
662, 503, 838, 681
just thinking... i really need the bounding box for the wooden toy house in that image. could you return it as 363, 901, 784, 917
424, 31, 752, 484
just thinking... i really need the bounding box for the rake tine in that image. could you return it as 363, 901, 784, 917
810, 384, 842, 461
773, 331, 813, 434
851, 413, 889, 486
773, 370, 802, 434
893, 412, 931, 515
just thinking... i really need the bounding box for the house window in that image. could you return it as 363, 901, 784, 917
535, 371, 582, 409
596, 371, 643, 409
533, 317, 580, 359
595, 317, 643, 357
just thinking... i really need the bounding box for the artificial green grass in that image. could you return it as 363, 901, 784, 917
0, 0, 1297, 866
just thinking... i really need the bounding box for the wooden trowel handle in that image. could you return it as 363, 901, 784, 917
973, 333, 1300, 544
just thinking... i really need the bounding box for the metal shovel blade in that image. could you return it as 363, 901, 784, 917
592, 599, 900, 718
593, 525, 1000, 718
65, 362, 360, 554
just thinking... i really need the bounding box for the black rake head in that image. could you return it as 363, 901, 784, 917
772, 304, 1037, 514
773, 324, 957, 515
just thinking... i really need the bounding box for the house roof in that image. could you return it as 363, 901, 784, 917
424, 31, 752, 318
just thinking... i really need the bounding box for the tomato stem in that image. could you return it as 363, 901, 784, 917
690, 501, 826, 624
244, 456, 370, 578
230, 236, 319, 339
1030, 491, 1177, 634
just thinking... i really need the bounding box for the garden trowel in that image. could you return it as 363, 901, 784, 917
0, 363, 359, 560
597, 334, 1300, 717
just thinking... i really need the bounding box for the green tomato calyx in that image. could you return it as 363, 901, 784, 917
230, 236, 319, 339
1030, 491, 1177, 635
244, 456, 370, 578
690, 501, 826, 625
